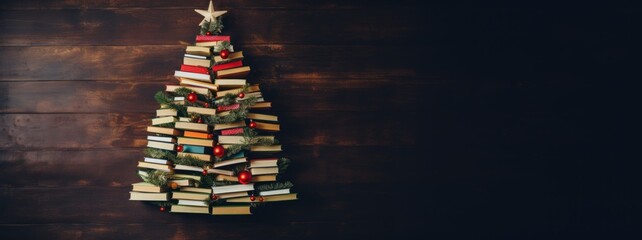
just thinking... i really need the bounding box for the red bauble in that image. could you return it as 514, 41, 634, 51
207, 133, 214, 139
160, 206, 166, 212
238, 92, 245, 98
176, 145, 184, 152
187, 92, 198, 103
203, 102, 210, 108
213, 145, 225, 157
248, 121, 257, 129
258, 196, 264, 202
250, 195, 256, 201
220, 49, 230, 59
197, 118, 203, 123
237, 170, 252, 184
202, 169, 208, 176
206, 31, 212, 36
211, 195, 218, 200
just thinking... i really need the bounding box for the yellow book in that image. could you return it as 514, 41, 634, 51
177, 137, 214, 147
132, 182, 165, 193
252, 174, 278, 182
172, 174, 202, 181
180, 187, 212, 194
183, 57, 210, 67
172, 191, 209, 201
250, 102, 272, 109
213, 51, 244, 64
186, 46, 211, 56
254, 122, 280, 132
213, 121, 245, 130
175, 122, 209, 132
171, 205, 209, 214
129, 192, 169, 201
247, 113, 278, 122
179, 78, 218, 91
147, 126, 181, 136
214, 79, 246, 89
187, 106, 216, 116
250, 145, 282, 152
216, 66, 250, 79
216, 84, 260, 98
156, 108, 178, 117
212, 205, 252, 215
146, 141, 176, 151
166, 85, 210, 96
151, 116, 177, 125
177, 152, 211, 162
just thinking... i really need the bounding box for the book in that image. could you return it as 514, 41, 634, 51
217, 103, 240, 112
214, 79, 246, 89
215, 175, 239, 182
218, 136, 273, 145
211, 183, 254, 195
178, 199, 208, 207
254, 122, 280, 132
187, 106, 216, 116
178, 117, 192, 122
249, 158, 278, 168
250, 102, 272, 109
172, 174, 202, 181
216, 66, 250, 79
227, 193, 297, 203
147, 135, 176, 143
213, 157, 247, 168
172, 191, 209, 201
175, 122, 209, 132
152, 116, 177, 125
185, 46, 211, 56
180, 64, 209, 74
195, 41, 223, 47
166, 85, 210, 96
220, 127, 244, 135
216, 84, 260, 98
183, 57, 210, 67
213, 51, 244, 64
196, 35, 230, 42
179, 78, 218, 91
211, 60, 243, 72
207, 168, 233, 176
129, 192, 169, 201
131, 182, 165, 193
177, 137, 213, 147
180, 187, 212, 194
170, 205, 209, 214
250, 145, 282, 152
183, 145, 206, 154
183, 131, 211, 139
259, 188, 290, 196
247, 113, 278, 122
156, 108, 178, 117
252, 174, 278, 182
212, 205, 252, 215
137, 161, 173, 172
169, 179, 192, 187
213, 121, 245, 130
174, 164, 204, 173
146, 140, 176, 151
147, 126, 182, 136
174, 71, 211, 82
144, 157, 169, 165
216, 192, 249, 199
250, 167, 279, 175
184, 54, 207, 59
177, 152, 211, 162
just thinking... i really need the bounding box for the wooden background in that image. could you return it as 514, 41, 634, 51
0, 1, 638, 239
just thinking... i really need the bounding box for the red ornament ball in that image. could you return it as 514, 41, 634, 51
206, 31, 212, 36
203, 102, 210, 108
220, 49, 230, 59
159, 206, 166, 212
258, 196, 264, 202
207, 133, 214, 139
202, 169, 208, 176
238, 92, 245, 98
237, 170, 252, 184
213, 145, 225, 157
248, 121, 257, 129
187, 92, 197, 103
250, 195, 256, 201
197, 118, 203, 123
176, 145, 184, 152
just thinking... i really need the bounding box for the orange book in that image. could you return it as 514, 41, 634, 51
184, 131, 211, 139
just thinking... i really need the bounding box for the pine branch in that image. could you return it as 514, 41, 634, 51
156, 122, 176, 128
144, 148, 176, 161
154, 91, 188, 116
278, 158, 291, 172
174, 155, 208, 168
255, 181, 294, 192
138, 169, 170, 187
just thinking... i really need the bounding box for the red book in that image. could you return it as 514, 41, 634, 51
196, 35, 231, 42
217, 103, 240, 112
220, 128, 244, 136
211, 61, 243, 72
180, 64, 209, 74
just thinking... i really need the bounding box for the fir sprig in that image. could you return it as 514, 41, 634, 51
174, 155, 208, 168
144, 148, 176, 162
154, 91, 187, 116
256, 181, 294, 192
278, 158, 291, 172
138, 169, 170, 187
200, 18, 224, 35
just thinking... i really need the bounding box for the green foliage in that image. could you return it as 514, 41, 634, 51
210, 95, 258, 124
144, 148, 176, 161
156, 122, 175, 128
212, 180, 236, 187
213, 41, 232, 53
278, 158, 291, 172
174, 155, 208, 168
200, 17, 224, 35
154, 91, 187, 116
256, 181, 294, 191
200, 174, 215, 188
138, 169, 170, 187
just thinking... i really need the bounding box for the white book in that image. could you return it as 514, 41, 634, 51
178, 117, 192, 122
144, 157, 169, 165
174, 70, 211, 82
259, 188, 290, 196
147, 136, 175, 143
211, 183, 255, 195
147, 140, 175, 151
184, 54, 207, 59
174, 164, 203, 172
178, 199, 208, 207
174, 96, 185, 101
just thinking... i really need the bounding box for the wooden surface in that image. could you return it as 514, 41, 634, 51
1, 1, 638, 239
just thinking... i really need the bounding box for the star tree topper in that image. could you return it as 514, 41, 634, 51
195, 0, 227, 26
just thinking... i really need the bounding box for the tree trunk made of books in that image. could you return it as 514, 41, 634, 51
129, 0, 297, 215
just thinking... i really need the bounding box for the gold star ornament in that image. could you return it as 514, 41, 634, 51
195, 0, 227, 26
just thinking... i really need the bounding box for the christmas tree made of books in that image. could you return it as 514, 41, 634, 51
129, 1, 297, 215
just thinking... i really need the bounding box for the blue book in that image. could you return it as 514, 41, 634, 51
183, 145, 206, 154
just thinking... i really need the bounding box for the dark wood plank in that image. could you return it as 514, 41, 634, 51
0, 146, 406, 187
0, 8, 429, 46
0, 45, 435, 81
0, 112, 423, 149
0, 79, 440, 113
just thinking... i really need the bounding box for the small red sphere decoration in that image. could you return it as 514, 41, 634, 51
250, 195, 256, 201
160, 206, 166, 212
237, 170, 252, 184
207, 133, 214, 139
203, 102, 210, 108
220, 49, 230, 59
213, 145, 225, 157
187, 92, 197, 103
202, 169, 208, 176
197, 118, 203, 123
258, 196, 264, 202
176, 145, 184, 152
206, 31, 212, 36
249, 121, 257, 129
238, 92, 245, 98
211, 195, 218, 200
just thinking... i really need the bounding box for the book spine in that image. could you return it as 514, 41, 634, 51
217, 103, 240, 112
220, 127, 244, 136
211, 61, 243, 72
180, 64, 210, 74
196, 35, 231, 42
